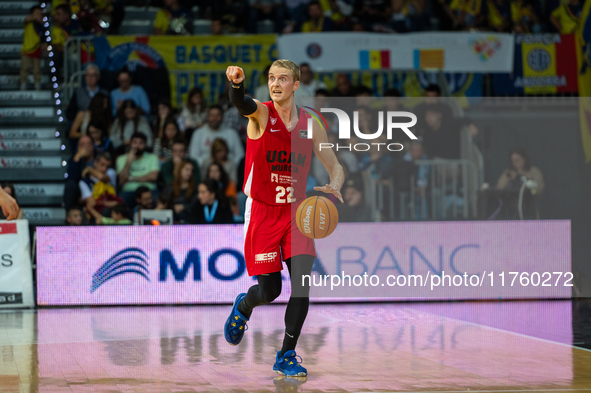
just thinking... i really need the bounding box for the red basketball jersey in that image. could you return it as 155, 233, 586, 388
243, 101, 313, 206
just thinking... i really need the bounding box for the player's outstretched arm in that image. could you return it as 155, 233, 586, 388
312, 121, 345, 203
226, 66, 268, 137
0, 188, 20, 221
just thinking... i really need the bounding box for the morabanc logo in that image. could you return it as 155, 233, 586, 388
91, 248, 149, 293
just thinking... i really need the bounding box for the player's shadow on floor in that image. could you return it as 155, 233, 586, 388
273, 375, 307, 392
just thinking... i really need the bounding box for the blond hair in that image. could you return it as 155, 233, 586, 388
270, 59, 301, 82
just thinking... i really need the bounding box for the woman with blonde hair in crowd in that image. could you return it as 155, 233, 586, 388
109, 99, 152, 154
168, 160, 198, 223
200, 138, 237, 184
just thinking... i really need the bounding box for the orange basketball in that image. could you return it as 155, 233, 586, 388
295, 196, 339, 239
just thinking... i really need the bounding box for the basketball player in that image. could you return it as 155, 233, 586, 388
224, 60, 345, 377
0, 188, 20, 221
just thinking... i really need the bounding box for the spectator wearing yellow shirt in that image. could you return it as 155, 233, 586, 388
488, 0, 537, 33
20, 6, 44, 91
51, 5, 80, 82
551, 0, 583, 34
153, 0, 192, 35
301, 1, 334, 32
440, 0, 485, 29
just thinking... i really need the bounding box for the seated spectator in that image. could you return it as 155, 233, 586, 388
419, 105, 461, 159
110, 100, 153, 153
110, 69, 151, 117
79, 152, 121, 218
132, 186, 156, 224
353, 0, 389, 26
294, 63, 327, 103
254, 65, 272, 103
205, 161, 237, 199
189, 105, 245, 166
551, 0, 582, 34
413, 83, 454, 124
87, 119, 115, 158
116, 133, 159, 208
63, 135, 95, 210
179, 87, 208, 137
88, 202, 132, 225
221, 99, 249, 144
496, 146, 544, 195
153, 0, 192, 35
0, 183, 24, 220
212, 0, 248, 33
331, 74, 355, 97
158, 140, 201, 190
337, 175, 373, 222
66, 64, 109, 122
201, 138, 238, 184
152, 99, 175, 143
65, 207, 84, 225
211, 18, 225, 35
247, 0, 285, 33
301, 1, 334, 32
511, 0, 539, 33
320, 0, 354, 30
188, 180, 234, 224
51, 5, 81, 82
155, 192, 172, 210
70, 92, 111, 139
168, 160, 198, 223
20, 6, 43, 91
154, 121, 183, 162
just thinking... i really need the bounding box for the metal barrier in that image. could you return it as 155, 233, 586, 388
63, 36, 95, 101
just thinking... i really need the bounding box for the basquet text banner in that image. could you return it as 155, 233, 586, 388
277, 32, 515, 73
0, 220, 34, 308
36, 221, 571, 306
492, 34, 579, 95
93, 35, 278, 107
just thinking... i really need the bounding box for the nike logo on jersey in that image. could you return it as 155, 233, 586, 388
270, 129, 281, 132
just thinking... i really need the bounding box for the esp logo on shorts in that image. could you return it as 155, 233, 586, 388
255, 252, 278, 263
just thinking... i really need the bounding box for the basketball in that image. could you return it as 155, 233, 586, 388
295, 196, 339, 239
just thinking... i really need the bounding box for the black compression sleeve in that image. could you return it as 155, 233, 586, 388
229, 81, 257, 116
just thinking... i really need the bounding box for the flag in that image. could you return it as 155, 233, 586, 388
577, 0, 591, 163
359, 50, 390, 69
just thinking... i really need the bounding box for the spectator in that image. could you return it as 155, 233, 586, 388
65, 207, 84, 225
110, 69, 151, 117
284, 0, 311, 30
254, 65, 272, 102
132, 186, 155, 223
189, 105, 245, 166
69, 92, 111, 139
51, 5, 81, 82
294, 63, 327, 99
168, 160, 198, 223
87, 202, 132, 225
205, 161, 237, 199
0, 183, 24, 220
511, 0, 539, 33
110, 100, 153, 152
20, 6, 44, 91
355, 85, 374, 107
331, 73, 355, 97
154, 121, 183, 162
180, 87, 208, 135
211, 0, 248, 33
496, 146, 544, 195
155, 192, 172, 210
201, 138, 238, 184
116, 133, 159, 208
353, 0, 390, 26
551, 0, 582, 34
221, 98, 249, 143
63, 135, 95, 210
79, 152, 121, 217
419, 105, 461, 159
337, 175, 373, 222
247, 0, 285, 33
301, 1, 334, 32
66, 64, 109, 122
158, 140, 201, 189
152, 99, 175, 143
153, 0, 192, 35
188, 180, 234, 224
87, 119, 115, 158
402, 140, 430, 219
439, 0, 486, 29
211, 18, 224, 34
487, 0, 513, 32
320, 0, 354, 30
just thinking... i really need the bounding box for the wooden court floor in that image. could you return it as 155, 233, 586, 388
1, 300, 591, 393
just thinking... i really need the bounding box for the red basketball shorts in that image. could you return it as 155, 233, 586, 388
244, 197, 316, 276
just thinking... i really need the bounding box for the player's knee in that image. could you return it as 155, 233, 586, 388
261, 286, 281, 303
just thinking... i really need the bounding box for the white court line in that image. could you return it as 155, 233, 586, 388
407, 307, 591, 353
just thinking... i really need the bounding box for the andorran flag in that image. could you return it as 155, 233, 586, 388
359, 50, 390, 69
577, 0, 591, 163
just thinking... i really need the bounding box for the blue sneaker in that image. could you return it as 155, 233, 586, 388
224, 293, 249, 345
273, 350, 307, 377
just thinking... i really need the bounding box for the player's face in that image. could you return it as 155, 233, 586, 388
268, 67, 299, 102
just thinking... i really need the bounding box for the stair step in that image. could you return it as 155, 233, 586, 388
0, 75, 53, 90
0, 106, 56, 119
0, 90, 54, 106
22, 207, 66, 225
0, 59, 50, 74
0, 157, 67, 181
0, 15, 26, 29
1, 138, 63, 152
0, 128, 60, 139
0, 44, 22, 58
14, 183, 65, 206
0, 1, 40, 14
0, 29, 24, 43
